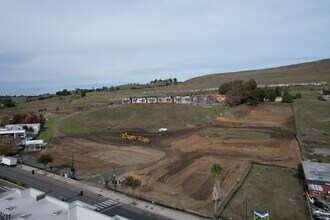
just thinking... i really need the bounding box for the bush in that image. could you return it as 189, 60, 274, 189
318, 96, 326, 101
282, 95, 294, 103
295, 92, 302, 99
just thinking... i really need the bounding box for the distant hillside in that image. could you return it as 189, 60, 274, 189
174, 59, 330, 90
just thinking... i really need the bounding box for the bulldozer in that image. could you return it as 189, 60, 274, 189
137, 136, 151, 143
121, 132, 137, 140
121, 132, 150, 143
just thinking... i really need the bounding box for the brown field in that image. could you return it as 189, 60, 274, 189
44, 103, 301, 214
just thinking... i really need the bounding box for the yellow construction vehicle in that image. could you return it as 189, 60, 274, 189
121, 132, 150, 143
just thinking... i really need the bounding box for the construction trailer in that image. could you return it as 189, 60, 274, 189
1, 156, 17, 166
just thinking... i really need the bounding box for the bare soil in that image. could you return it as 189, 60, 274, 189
47, 104, 301, 213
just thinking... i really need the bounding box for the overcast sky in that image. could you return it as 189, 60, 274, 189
1, 1, 330, 95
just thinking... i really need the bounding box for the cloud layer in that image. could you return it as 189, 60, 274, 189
1, 0, 330, 95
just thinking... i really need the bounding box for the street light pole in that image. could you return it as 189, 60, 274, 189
71, 156, 75, 179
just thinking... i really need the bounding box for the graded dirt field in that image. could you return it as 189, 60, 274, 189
43, 103, 301, 215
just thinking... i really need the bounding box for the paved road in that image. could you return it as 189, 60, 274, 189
0, 166, 172, 220
0, 179, 23, 193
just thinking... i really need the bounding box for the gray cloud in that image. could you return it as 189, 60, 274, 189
0, 0, 330, 95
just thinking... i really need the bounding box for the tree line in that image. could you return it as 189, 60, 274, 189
219, 79, 302, 106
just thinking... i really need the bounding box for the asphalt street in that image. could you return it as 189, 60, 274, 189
0, 179, 23, 193
0, 165, 172, 220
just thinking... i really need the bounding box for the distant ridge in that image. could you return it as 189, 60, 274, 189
175, 59, 330, 90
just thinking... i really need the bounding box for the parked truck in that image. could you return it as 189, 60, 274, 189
1, 156, 17, 167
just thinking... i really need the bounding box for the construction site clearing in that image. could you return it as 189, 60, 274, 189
37, 104, 302, 215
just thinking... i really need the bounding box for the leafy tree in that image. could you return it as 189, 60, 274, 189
244, 79, 257, 91
37, 153, 53, 174
295, 92, 302, 99
81, 90, 86, 97
275, 86, 281, 96
282, 95, 294, 103
322, 88, 330, 95
123, 176, 141, 204
109, 86, 115, 91
225, 84, 244, 106
264, 88, 276, 102
211, 163, 223, 219
283, 88, 290, 96
3, 99, 15, 108
218, 82, 231, 95
173, 78, 177, 83
246, 88, 265, 105
56, 89, 71, 96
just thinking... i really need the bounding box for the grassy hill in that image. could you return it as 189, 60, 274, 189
170, 59, 330, 91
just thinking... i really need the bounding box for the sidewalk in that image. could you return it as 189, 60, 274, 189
19, 164, 205, 220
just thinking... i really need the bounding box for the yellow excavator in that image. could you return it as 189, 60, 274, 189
121, 132, 151, 143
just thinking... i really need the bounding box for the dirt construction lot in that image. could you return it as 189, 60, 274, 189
47, 103, 301, 214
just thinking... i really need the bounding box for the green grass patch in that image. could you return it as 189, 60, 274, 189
199, 128, 271, 139
60, 117, 102, 135
293, 95, 330, 161
222, 164, 309, 220
36, 116, 59, 142
224, 130, 271, 139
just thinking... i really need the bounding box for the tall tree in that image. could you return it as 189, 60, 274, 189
218, 82, 231, 95
275, 86, 281, 96
211, 163, 223, 219
123, 176, 141, 204
37, 153, 53, 174
225, 84, 244, 106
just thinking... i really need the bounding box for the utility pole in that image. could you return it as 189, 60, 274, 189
71, 156, 75, 179
245, 194, 248, 220
113, 166, 117, 187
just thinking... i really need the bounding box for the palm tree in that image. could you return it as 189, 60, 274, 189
211, 163, 223, 219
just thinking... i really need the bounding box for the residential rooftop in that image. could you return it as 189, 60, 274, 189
302, 161, 330, 183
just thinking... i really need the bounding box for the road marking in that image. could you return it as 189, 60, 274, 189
94, 199, 118, 210
96, 203, 108, 208
0, 186, 9, 191
100, 202, 124, 213
102, 200, 117, 205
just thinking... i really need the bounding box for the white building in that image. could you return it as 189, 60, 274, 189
275, 97, 283, 102
0, 128, 26, 139
5, 123, 41, 136
0, 188, 129, 220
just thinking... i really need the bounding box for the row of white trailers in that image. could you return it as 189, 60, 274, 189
122, 95, 216, 105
